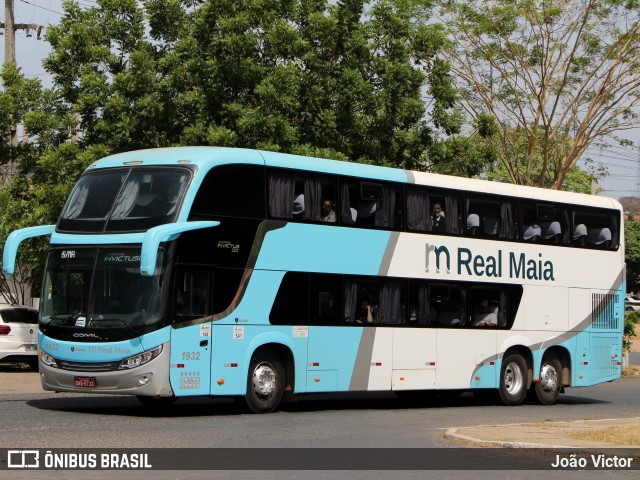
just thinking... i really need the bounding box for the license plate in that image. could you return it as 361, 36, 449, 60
74, 376, 97, 388
24, 344, 37, 352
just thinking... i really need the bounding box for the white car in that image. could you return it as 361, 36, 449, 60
625, 295, 640, 312
0, 304, 39, 370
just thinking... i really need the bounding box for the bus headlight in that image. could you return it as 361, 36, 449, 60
39, 350, 58, 368
119, 345, 163, 370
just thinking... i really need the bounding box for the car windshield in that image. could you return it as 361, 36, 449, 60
57, 167, 191, 232
40, 248, 165, 330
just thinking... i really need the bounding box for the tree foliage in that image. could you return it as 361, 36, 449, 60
2, 0, 496, 299
620, 197, 640, 219
436, 0, 640, 189
42, 0, 474, 170
626, 221, 640, 293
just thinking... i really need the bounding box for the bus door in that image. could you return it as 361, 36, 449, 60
169, 270, 213, 396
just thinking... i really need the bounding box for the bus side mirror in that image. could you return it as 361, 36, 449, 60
140, 221, 220, 276
3, 225, 56, 275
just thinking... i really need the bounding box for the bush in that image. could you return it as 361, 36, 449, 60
624, 311, 640, 353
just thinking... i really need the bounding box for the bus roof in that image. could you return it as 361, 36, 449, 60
91, 147, 621, 211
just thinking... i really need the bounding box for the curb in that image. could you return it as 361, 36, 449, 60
445, 417, 640, 450
444, 426, 575, 449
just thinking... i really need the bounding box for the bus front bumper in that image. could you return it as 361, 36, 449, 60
39, 343, 173, 397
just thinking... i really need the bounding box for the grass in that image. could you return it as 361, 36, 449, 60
622, 365, 640, 378
566, 425, 640, 446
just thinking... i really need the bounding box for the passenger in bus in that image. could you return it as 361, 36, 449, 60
356, 298, 376, 324
431, 202, 447, 232
321, 199, 336, 222
472, 299, 498, 327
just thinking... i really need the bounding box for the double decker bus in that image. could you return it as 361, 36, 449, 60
3, 147, 624, 412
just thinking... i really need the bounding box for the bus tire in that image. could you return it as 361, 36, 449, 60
498, 353, 528, 406
244, 350, 285, 414
531, 353, 562, 405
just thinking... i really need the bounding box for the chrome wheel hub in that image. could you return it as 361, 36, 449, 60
252, 363, 276, 398
504, 361, 523, 394
539, 362, 559, 393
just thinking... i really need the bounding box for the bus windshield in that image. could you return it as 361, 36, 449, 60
41, 248, 166, 331
57, 167, 191, 232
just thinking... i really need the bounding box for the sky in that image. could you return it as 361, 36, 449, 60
2, 0, 639, 200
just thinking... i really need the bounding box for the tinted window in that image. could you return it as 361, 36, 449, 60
173, 271, 210, 321
269, 272, 308, 325
58, 170, 127, 231
1, 309, 38, 324
58, 168, 191, 232
106, 170, 190, 231
310, 274, 342, 325
343, 276, 405, 325
340, 179, 402, 229
466, 195, 518, 240
573, 208, 619, 249
521, 202, 569, 245
192, 164, 265, 219
213, 268, 244, 314
430, 283, 467, 327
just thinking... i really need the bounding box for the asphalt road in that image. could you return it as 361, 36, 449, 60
1, 366, 639, 480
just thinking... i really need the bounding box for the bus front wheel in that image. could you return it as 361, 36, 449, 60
498, 353, 528, 406
244, 350, 285, 414
530, 353, 562, 405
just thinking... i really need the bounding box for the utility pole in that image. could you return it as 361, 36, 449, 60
0, 0, 42, 185
1, 0, 41, 66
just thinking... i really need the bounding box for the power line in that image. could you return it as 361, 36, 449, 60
17, 0, 62, 15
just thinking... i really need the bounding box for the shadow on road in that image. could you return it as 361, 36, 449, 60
0, 362, 32, 372
25, 388, 609, 418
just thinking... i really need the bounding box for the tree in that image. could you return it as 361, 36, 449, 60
43, 0, 483, 172
1, 0, 494, 298
0, 62, 104, 303
435, 0, 640, 189
626, 221, 640, 293
620, 197, 640, 219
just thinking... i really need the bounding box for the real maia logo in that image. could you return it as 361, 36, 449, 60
425, 243, 555, 281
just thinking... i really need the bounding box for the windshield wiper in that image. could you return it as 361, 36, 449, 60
88, 317, 139, 336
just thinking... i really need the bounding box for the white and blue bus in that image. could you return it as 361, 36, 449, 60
3, 147, 624, 412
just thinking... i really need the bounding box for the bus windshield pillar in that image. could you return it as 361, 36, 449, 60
140, 221, 220, 276
2, 225, 56, 275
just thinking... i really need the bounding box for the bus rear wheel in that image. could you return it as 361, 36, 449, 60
498, 353, 528, 406
530, 353, 562, 405
244, 350, 285, 414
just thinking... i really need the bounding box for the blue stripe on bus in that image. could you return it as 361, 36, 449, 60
254, 223, 392, 275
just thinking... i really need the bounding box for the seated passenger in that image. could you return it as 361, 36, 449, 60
431, 202, 447, 232
321, 199, 336, 222
356, 299, 376, 324
472, 299, 498, 327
